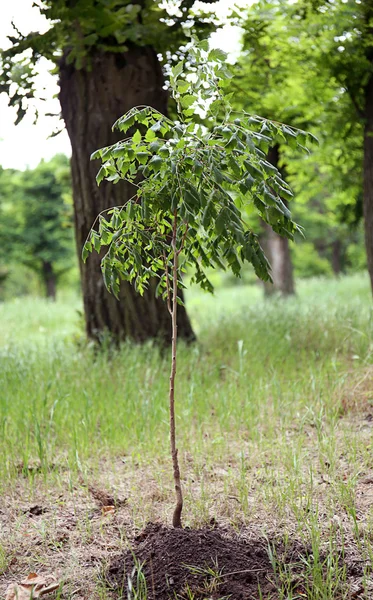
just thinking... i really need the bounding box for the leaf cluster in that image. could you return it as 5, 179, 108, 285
83, 40, 310, 299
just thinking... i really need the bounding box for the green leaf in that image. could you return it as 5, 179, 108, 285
180, 94, 197, 109
90, 149, 102, 160
148, 155, 163, 172
82, 241, 92, 262
172, 60, 184, 79
113, 114, 135, 132
194, 160, 203, 176
137, 151, 150, 165
212, 166, 224, 184
158, 145, 170, 158
177, 80, 190, 94
215, 208, 227, 235
132, 130, 142, 145
209, 48, 228, 62
145, 129, 156, 142
183, 186, 200, 211
197, 39, 209, 52
92, 232, 101, 253
96, 166, 106, 185
150, 120, 163, 133
149, 140, 162, 153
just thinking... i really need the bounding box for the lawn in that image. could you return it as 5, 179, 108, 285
1, 273, 373, 599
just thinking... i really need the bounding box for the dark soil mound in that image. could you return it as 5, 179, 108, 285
107, 523, 287, 599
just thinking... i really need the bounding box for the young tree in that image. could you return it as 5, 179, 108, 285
84, 41, 310, 526
0, 0, 218, 342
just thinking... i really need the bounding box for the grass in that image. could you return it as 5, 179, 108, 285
1, 272, 373, 598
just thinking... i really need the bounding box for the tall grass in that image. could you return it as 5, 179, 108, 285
0, 273, 371, 490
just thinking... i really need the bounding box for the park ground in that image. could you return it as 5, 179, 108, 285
1, 273, 373, 599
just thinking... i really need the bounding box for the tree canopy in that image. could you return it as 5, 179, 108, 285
0, 0, 219, 124
229, 0, 367, 278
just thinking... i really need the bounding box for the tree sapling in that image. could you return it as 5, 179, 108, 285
83, 39, 311, 527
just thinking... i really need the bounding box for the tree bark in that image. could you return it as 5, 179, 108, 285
363, 74, 373, 295
42, 260, 57, 301
169, 213, 183, 529
262, 146, 295, 297
59, 47, 194, 344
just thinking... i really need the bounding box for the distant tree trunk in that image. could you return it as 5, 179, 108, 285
42, 260, 57, 301
59, 47, 194, 344
262, 145, 295, 297
331, 239, 343, 275
363, 74, 373, 295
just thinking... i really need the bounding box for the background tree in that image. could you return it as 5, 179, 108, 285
0, 154, 75, 300
0, 0, 218, 342
231, 0, 366, 290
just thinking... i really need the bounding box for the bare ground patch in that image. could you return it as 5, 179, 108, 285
2, 409, 373, 599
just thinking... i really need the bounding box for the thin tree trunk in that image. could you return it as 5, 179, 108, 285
59, 47, 194, 344
42, 261, 57, 301
169, 212, 183, 528
363, 74, 373, 295
262, 145, 295, 297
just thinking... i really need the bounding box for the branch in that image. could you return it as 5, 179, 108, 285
177, 223, 189, 255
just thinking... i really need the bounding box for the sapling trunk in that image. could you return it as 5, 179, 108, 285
169, 211, 183, 528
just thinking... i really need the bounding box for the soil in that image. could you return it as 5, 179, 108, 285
107, 523, 304, 600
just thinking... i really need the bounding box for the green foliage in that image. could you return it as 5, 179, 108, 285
83, 41, 310, 298
292, 243, 332, 279
231, 0, 366, 275
0, 0, 219, 124
0, 155, 75, 297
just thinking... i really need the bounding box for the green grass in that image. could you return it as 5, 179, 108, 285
1, 272, 373, 598
0, 273, 372, 483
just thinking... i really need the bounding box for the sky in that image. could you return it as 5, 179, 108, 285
0, 0, 250, 170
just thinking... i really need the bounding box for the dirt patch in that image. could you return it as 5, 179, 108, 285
107, 523, 307, 600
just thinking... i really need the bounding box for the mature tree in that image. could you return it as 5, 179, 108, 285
292, 0, 372, 287
0, 155, 74, 299
234, 0, 362, 290
0, 0, 218, 342
230, 3, 319, 295
234, 0, 371, 293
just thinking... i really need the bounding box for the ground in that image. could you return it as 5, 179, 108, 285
1, 274, 373, 599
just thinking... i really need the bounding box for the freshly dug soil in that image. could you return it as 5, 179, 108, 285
107, 523, 293, 599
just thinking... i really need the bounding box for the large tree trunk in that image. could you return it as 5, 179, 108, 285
42, 260, 57, 301
59, 47, 194, 344
262, 146, 295, 297
363, 74, 373, 295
